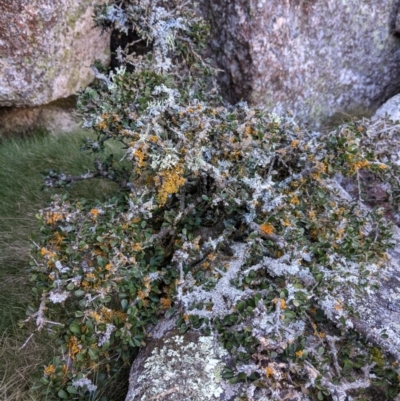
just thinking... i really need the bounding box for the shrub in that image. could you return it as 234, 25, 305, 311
26, 1, 400, 400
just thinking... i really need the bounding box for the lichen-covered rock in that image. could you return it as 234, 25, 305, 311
125, 319, 242, 401
0, 0, 110, 107
332, 223, 400, 364
374, 93, 400, 122
203, 0, 400, 126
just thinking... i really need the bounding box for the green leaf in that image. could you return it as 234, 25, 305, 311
121, 299, 128, 310
66, 386, 78, 394
237, 301, 246, 312
86, 319, 94, 331
165, 307, 175, 319
88, 348, 99, 360
69, 323, 81, 336
58, 390, 69, 399
237, 372, 247, 381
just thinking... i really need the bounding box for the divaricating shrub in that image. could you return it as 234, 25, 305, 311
26, 0, 400, 399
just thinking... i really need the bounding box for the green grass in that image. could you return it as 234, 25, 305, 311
0, 130, 124, 400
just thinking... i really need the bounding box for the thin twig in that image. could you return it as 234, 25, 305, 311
19, 333, 34, 350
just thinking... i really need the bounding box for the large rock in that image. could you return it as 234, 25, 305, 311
125, 318, 309, 400
204, 0, 400, 126
125, 319, 243, 401
0, 0, 110, 108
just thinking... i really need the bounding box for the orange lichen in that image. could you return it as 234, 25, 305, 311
280, 299, 287, 309
90, 311, 102, 323
100, 307, 114, 322
133, 148, 147, 167
336, 228, 345, 239
52, 232, 64, 245
265, 366, 275, 378
40, 248, 56, 259
115, 310, 127, 321
68, 336, 80, 360
131, 243, 142, 252
245, 126, 255, 136
43, 364, 56, 377
156, 166, 186, 205
97, 120, 108, 130
148, 135, 159, 143
160, 297, 172, 309
334, 300, 343, 311
260, 223, 274, 235
137, 290, 148, 300
90, 208, 100, 218
273, 298, 287, 309
350, 160, 369, 172
45, 212, 63, 225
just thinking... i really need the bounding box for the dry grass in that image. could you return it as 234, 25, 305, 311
0, 331, 55, 401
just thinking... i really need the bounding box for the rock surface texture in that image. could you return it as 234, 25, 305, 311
125, 320, 244, 401
0, 0, 110, 107
374, 93, 400, 121
203, 0, 400, 126
0, 97, 80, 137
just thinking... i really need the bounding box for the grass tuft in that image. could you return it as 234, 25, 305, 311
0, 130, 123, 400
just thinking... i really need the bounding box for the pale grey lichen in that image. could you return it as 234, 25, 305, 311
71, 377, 97, 393
48, 290, 69, 304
